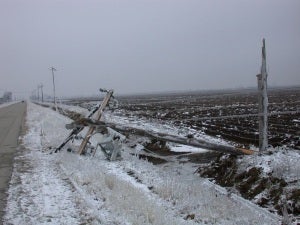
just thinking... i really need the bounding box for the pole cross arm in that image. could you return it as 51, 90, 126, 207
54, 89, 113, 153
78, 90, 114, 155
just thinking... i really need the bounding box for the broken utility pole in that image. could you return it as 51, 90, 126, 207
257, 38, 268, 151
77, 89, 114, 155
54, 89, 113, 153
106, 122, 256, 155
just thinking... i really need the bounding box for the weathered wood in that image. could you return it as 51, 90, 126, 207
66, 118, 107, 130
257, 38, 268, 151
54, 95, 110, 153
77, 90, 114, 155
106, 123, 256, 155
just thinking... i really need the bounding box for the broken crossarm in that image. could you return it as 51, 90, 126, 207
96, 140, 122, 160
54, 89, 113, 153
77, 90, 114, 155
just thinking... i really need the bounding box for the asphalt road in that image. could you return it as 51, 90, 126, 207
0, 102, 26, 224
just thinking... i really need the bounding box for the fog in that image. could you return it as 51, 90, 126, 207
1, 0, 300, 98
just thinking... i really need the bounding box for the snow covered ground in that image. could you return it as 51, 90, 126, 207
0, 101, 19, 109
4, 102, 283, 224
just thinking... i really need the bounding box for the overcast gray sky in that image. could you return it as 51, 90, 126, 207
1, 0, 299, 98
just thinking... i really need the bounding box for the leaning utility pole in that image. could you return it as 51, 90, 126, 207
256, 38, 268, 151
77, 90, 114, 155
50, 67, 57, 110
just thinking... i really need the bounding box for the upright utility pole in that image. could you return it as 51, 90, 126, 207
256, 38, 268, 151
31, 90, 36, 100
39, 84, 44, 102
50, 67, 57, 110
37, 85, 40, 101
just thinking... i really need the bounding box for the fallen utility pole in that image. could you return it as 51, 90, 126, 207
77, 90, 114, 155
54, 89, 113, 153
58, 89, 256, 156
66, 118, 255, 155
105, 123, 256, 155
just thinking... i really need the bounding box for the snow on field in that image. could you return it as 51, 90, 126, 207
104, 110, 233, 148
167, 143, 208, 153
4, 102, 282, 224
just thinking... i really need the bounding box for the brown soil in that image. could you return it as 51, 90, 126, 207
196, 154, 300, 217
110, 87, 300, 150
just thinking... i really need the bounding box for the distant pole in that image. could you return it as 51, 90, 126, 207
31, 90, 35, 100
37, 85, 40, 101
39, 84, 44, 102
50, 67, 57, 110
257, 38, 268, 151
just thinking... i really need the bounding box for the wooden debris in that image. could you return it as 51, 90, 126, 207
77, 90, 114, 155
105, 123, 256, 155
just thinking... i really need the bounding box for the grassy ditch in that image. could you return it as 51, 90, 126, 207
197, 153, 300, 219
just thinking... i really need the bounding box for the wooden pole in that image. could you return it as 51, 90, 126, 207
50, 67, 57, 110
77, 90, 114, 155
106, 122, 256, 155
37, 85, 40, 101
41, 84, 44, 102
257, 38, 268, 151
